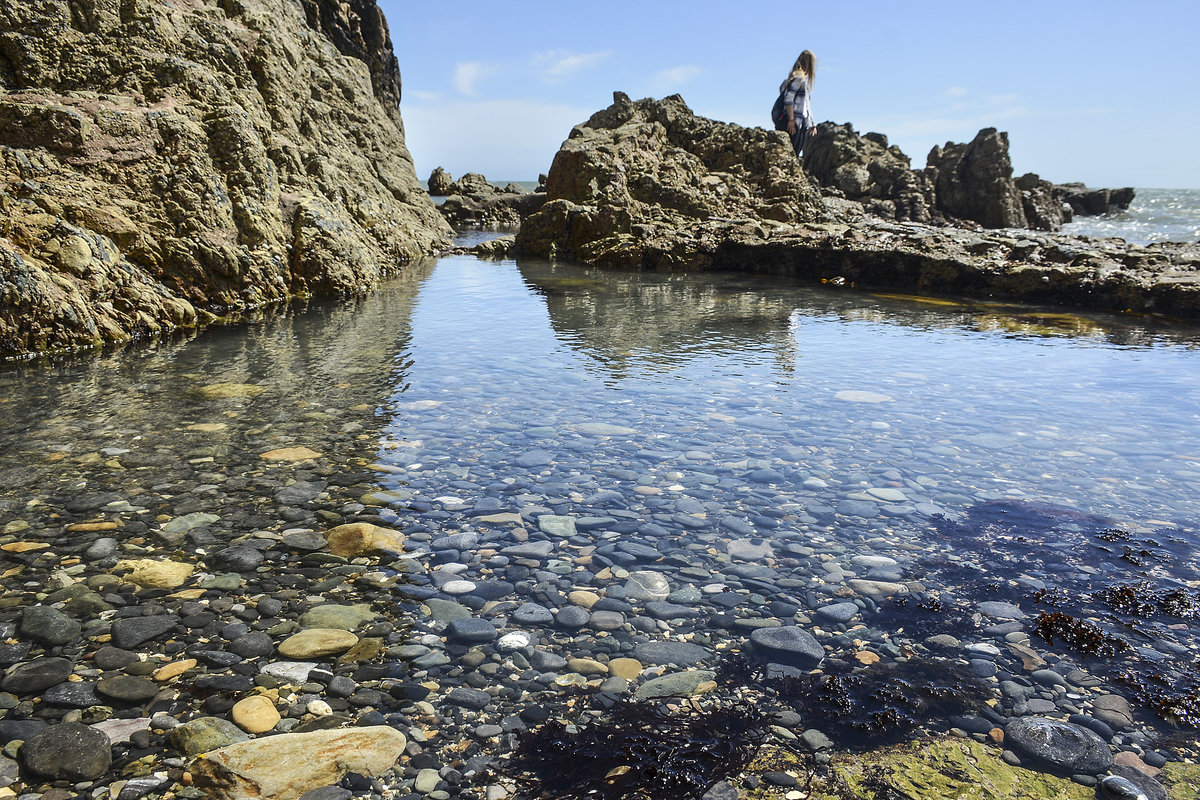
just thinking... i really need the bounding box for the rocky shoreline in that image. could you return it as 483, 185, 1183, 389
435, 93, 1196, 321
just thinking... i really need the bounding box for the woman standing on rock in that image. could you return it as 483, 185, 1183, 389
781, 50, 817, 158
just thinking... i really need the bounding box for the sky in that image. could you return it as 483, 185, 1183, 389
382, 0, 1200, 189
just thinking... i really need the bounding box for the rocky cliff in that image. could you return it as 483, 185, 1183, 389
0, 0, 451, 358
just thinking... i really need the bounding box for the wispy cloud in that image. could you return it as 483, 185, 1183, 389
945, 86, 968, 97
454, 61, 486, 95
534, 50, 610, 82
652, 65, 702, 90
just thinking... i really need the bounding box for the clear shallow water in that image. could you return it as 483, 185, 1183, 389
3, 252, 1200, 763
1061, 188, 1200, 245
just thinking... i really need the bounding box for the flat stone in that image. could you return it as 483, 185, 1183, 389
2, 657, 73, 693
979, 601, 1026, 620
445, 688, 491, 710
749, 626, 824, 668
814, 602, 858, 623
847, 579, 908, 597
111, 615, 181, 649
260, 662, 319, 685
189, 726, 406, 800
259, 447, 322, 461
21, 606, 81, 646
834, 390, 893, 403
511, 602, 554, 625
635, 670, 716, 700
538, 515, 576, 537
96, 675, 160, 703
323, 523, 405, 557
298, 604, 377, 631
632, 641, 709, 666
447, 618, 498, 644
608, 658, 643, 680
168, 717, 251, 756
624, 571, 671, 602
19, 721, 112, 781
501, 541, 554, 559
278, 629, 359, 659
115, 559, 195, 589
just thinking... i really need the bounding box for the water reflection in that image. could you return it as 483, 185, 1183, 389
516, 257, 1200, 376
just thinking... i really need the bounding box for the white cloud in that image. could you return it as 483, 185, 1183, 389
454, 62, 486, 95
945, 86, 968, 96
651, 65, 702, 90
534, 50, 610, 83
402, 100, 595, 180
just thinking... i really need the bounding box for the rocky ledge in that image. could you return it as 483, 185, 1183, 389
509, 93, 1197, 320
0, 0, 451, 359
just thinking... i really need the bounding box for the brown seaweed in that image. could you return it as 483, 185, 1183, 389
1033, 611, 1130, 658
507, 697, 773, 800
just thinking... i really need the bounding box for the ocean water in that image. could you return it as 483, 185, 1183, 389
1046, 187, 1199, 245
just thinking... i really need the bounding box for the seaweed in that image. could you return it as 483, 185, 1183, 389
1033, 611, 1130, 659
507, 696, 773, 800
1117, 659, 1200, 731
766, 658, 992, 750
1091, 582, 1200, 619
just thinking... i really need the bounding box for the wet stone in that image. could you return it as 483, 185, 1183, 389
96, 675, 160, 703
1, 657, 73, 693
447, 618, 498, 643
111, 615, 180, 649
21, 606, 81, 646
1004, 716, 1114, 775
749, 626, 825, 668
814, 602, 858, 623
632, 641, 710, 666
19, 721, 112, 781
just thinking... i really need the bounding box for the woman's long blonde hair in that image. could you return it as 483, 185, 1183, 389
788, 50, 816, 87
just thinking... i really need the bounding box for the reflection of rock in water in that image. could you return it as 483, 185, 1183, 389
517, 259, 798, 380
517, 261, 1200, 384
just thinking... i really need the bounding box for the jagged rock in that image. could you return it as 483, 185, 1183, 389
1016, 173, 1073, 231
802, 123, 939, 223
0, 0, 450, 358
515, 92, 824, 266
927, 127, 1028, 228
438, 191, 547, 228
452, 172, 498, 197
428, 167, 454, 196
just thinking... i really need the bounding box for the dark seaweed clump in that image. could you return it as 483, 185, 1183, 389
1117, 659, 1200, 731
507, 697, 773, 800
1033, 611, 1130, 658
1091, 582, 1200, 619
765, 658, 991, 750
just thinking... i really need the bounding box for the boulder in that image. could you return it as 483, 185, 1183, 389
802, 123, 939, 223
428, 166, 454, 196
516, 91, 825, 266
0, 0, 451, 358
926, 128, 1028, 228
451, 172, 499, 196
1016, 173, 1072, 231
1056, 182, 1136, 215
188, 726, 406, 800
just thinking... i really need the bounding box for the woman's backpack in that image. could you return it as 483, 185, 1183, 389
771, 91, 789, 131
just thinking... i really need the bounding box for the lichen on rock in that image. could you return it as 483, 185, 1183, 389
0, 0, 451, 358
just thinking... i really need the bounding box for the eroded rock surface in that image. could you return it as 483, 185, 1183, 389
515, 92, 825, 267
0, 0, 450, 358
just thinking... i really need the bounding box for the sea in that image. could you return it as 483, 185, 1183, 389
1060, 187, 1200, 245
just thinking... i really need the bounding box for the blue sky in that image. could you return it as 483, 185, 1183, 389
383, 0, 1199, 189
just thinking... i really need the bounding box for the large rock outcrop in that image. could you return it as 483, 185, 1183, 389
0, 0, 450, 358
802, 124, 1132, 233
926, 127, 1028, 228
515, 92, 824, 267
801, 123, 939, 224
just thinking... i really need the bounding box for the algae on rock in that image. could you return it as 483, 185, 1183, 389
0, 0, 451, 357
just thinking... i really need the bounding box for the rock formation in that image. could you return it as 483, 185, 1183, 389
500, 95, 1198, 318
801, 123, 939, 224
926, 127, 1028, 228
0, 0, 451, 358
802, 124, 1133, 233
516, 92, 825, 267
